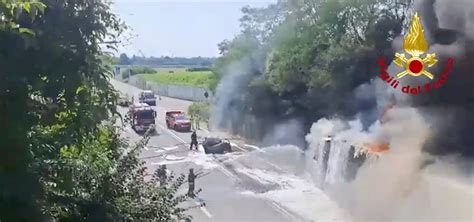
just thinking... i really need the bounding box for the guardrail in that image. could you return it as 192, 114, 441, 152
119, 75, 212, 102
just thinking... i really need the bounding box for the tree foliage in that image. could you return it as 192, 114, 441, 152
188, 102, 210, 123
0, 0, 190, 221
42, 123, 191, 221
214, 0, 413, 133
118, 54, 216, 67
119, 53, 132, 65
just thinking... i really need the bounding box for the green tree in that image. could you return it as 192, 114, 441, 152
0, 0, 191, 221
213, 0, 414, 137
42, 123, 191, 221
119, 53, 132, 65
102, 54, 119, 66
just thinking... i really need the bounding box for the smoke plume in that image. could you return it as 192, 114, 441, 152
211, 56, 258, 137
305, 1, 474, 220
212, 1, 474, 219
409, 0, 474, 158
261, 119, 306, 148
305, 107, 473, 220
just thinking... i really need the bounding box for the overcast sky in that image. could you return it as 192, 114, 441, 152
111, 0, 274, 57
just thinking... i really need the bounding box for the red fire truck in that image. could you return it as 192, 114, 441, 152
128, 103, 157, 133
165, 111, 192, 132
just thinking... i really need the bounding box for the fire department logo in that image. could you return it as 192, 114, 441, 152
377, 12, 454, 95
394, 13, 437, 79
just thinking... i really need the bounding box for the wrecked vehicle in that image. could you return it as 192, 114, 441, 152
201, 137, 232, 154
314, 98, 397, 185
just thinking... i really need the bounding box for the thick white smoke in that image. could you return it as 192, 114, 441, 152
334, 108, 430, 220
261, 119, 306, 148
210, 1, 474, 220
211, 58, 253, 132
302, 0, 474, 217
305, 106, 473, 221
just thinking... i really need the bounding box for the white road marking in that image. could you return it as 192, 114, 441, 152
163, 154, 186, 161
270, 201, 299, 221
195, 201, 213, 218
153, 145, 179, 152
157, 124, 185, 143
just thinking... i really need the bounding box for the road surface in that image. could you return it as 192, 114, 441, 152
111, 79, 349, 222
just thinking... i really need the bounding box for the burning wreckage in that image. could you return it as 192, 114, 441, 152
322, 0, 474, 184
313, 99, 394, 185
312, 95, 439, 187
314, 135, 390, 184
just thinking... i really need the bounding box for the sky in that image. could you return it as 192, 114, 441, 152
111, 0, 275, 58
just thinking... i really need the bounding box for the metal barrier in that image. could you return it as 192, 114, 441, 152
123, 76, 212, 102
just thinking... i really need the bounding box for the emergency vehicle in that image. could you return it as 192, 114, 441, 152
138, 90, 157, 106
128, 103, 156, 133
165, 111, 192, 132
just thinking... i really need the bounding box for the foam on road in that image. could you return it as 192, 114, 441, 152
238, 168, 351, 222
111, 78, 351, 222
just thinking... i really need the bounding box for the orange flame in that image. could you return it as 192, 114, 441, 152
366, 142, 390, 154
362, 96, 395, 155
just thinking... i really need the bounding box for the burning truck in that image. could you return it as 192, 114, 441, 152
312, 97, 394, 186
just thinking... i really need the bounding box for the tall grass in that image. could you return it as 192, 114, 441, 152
140, 69, 217, 89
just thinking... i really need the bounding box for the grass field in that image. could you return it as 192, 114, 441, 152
139, 69, 218, 89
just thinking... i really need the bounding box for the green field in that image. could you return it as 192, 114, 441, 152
139, 69, 218, 89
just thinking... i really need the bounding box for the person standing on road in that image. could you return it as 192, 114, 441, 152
187, 168, 205, 199
156, 164, 167, 186
190, 131, 198, 150
187, 168, 196, 198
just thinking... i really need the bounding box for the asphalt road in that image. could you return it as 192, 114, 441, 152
111, 79, 314, 222
111, 79, 474, 222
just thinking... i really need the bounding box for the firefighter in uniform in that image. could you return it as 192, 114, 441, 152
190, 131, 198, 150
156, 164, 167, 186
187, 168, 196, 198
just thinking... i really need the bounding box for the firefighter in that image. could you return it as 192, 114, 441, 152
190, 131, 198, 150
187, 168, 196, 198
187, 168, 206, 199
156, 164, 167, 186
